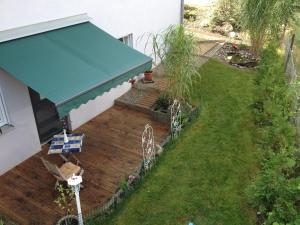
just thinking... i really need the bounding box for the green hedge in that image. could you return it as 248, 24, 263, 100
248, 43, 300, 225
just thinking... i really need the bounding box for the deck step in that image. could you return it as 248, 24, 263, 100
204, 42, 224, 58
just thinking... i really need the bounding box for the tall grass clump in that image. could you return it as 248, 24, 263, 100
248, 42, 300, 225
241, 0, 299, 56
146, 25, 200, 103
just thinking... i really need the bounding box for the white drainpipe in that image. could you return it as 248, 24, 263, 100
180, 0, 184, 24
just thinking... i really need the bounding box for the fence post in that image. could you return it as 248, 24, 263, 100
285, 34, 295, 72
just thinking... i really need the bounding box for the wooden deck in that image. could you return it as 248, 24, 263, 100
0, 106, 169, 224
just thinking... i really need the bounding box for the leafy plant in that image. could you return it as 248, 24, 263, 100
146, 25, 200, 103
211, 0, 242, 31
120, 178, 129, 192
54, 184, 75, 216
154, 94, 171, 111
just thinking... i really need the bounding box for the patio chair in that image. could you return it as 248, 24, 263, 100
40, 157, 84, 189
59, 152, 82, 166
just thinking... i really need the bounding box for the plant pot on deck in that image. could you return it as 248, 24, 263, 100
56, 215, 79, 225
144, 71, 153, 81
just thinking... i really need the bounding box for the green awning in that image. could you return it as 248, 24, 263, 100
0, 22, 152, 117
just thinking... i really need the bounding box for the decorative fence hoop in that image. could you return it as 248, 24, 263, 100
171, 99, 182, 139
141, 124, 155, 171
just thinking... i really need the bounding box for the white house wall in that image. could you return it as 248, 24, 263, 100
0, 70, 41, 175
0, 0, 181, 132
0, 0, 181, 129
0, 0, 181, 54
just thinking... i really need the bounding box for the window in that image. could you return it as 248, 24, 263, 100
119, 34, 133, 48
0, 92, 8, 127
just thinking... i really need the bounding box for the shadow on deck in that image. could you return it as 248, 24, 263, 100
0, 105, 169, 224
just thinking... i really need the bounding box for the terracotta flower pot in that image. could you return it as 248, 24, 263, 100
144, 71, 153, 81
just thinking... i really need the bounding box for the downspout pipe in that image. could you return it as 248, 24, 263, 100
180, 0, 184, 24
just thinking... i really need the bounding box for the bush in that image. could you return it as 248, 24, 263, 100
248, 43, 300, 225
184, 4, 198, 21
211, 0, 241, 31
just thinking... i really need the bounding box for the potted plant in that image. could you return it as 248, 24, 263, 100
55, 184, 79, 225
144, 70, 153, 81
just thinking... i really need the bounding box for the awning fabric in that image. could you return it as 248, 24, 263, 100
0, 22, 152, 117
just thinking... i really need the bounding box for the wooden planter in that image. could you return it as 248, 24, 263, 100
150, 107, 171, 124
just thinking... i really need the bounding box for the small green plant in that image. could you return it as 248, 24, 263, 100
0, 219, 4, 225
54, 184, 75, 217
154, 94, 171, 111
120, 178, 129, 192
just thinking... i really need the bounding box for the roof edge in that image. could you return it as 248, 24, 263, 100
0, 13, 91, 43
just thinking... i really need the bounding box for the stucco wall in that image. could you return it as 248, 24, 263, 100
0, 70, 41, 175
0, 0, 181, 129
0, 0, 181, 53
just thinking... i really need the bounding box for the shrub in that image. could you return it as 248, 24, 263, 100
54, 184, 74, 215
211, 0, 241, 31
248, 43, 300, 225
184, 4, 198, 21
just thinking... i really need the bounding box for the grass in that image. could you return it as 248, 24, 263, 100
88, 60, 261, 225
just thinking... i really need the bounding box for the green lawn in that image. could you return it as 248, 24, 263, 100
88, 60, 261, 225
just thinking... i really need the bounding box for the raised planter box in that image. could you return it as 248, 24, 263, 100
150, 107, 170, 124
115, 91, 200, 126
151, 104, 200, 125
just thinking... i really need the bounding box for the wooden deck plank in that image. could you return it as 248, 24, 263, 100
0, 105, 169, 224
